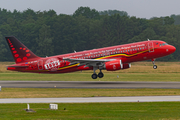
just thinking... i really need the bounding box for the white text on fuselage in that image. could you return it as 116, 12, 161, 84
63, 43, 146, 58
44, 60, 60, 70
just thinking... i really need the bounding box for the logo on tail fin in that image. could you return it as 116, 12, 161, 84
5, 36, 40, 63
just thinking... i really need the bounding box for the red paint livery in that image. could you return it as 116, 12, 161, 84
5, 36, 176, 79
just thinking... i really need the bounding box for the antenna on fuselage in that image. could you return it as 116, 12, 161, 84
74, 50, 76, 53
147, 38, 150, 41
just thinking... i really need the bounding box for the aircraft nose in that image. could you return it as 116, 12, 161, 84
166, 45, 176, 54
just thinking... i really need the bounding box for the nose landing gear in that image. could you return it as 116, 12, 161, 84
153, 64, 157, 69
152, 59, 157, 69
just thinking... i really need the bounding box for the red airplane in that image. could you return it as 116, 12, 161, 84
5, 36, 176, 79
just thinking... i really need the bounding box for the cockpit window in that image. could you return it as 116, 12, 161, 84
159, 43, 168, 47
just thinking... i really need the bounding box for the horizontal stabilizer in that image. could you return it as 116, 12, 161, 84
7, 66, 29, 68
7, 65, 29, 70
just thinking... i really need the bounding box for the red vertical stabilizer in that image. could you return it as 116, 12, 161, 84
5, 36, 40, 63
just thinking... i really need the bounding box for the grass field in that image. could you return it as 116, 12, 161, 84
1, 72, 180, 81
0, 62, 180, 81
1, 102, 180, 119
0, 88, 180, 98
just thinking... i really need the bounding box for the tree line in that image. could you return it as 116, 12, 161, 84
0, 6, 180, 61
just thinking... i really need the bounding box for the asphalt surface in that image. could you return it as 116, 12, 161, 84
0, 96, 180, 103
0, 81, 180, 89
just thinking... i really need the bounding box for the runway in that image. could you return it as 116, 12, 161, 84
0, 96, 180, 103
0, 81, 180, 103
0, 81, 180, 89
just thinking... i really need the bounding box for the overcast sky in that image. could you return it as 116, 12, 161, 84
0, 0, 180, 19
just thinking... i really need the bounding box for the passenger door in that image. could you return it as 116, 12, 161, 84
148, 42, 154, 52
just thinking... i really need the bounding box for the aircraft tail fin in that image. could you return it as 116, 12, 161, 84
5, 36, 40, 63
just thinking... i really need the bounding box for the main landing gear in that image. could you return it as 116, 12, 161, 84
91, 68, 104, 79
152, 59, 157, 69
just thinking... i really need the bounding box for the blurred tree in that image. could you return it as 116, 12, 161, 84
164, 16, 175, 25
0, 32, 8, 61
0, 7, 179, 61
36, 24, 53, 57
99, 10, 128, 17
73, 6, 100, 19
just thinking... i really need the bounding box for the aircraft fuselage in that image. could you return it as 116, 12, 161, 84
7, 39, 176, 76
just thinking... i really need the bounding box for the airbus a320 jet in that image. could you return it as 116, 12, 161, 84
5, 36, 176, 79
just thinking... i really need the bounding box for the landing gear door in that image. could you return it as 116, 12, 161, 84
148, 42, 154, 52
38, 60, 44, 70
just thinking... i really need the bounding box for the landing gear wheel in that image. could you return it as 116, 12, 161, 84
153, 65, 157, 69
98, 72, 104, 78
92, 73, 98, 79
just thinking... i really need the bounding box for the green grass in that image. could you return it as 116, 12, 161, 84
1, 102, 180, 119
1, 88, 180, 98
0, 72, 180, 81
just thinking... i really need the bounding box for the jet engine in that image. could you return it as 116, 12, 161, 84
104, 60, 131, 71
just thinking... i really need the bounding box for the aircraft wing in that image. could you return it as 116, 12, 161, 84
63, 58, 115, 67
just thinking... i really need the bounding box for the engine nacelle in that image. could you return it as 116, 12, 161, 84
105, 60, 131, 71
